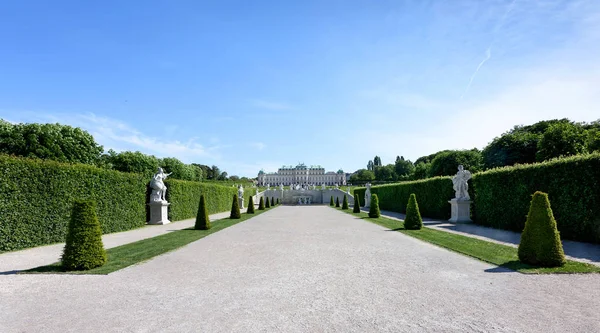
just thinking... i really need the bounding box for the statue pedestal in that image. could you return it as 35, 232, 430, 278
448, 199, 472, 223
148, 201, 170, 225
238, 197, 244, 210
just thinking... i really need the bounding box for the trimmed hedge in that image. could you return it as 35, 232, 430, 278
0, 155, 239, 252
354, 177, 456, 219
473, 153, 600, 243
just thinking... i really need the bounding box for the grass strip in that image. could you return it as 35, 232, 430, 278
24, 207, 274, 275
336, 208, 600, 274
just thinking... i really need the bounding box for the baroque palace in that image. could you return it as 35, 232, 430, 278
258, 163, 346, 186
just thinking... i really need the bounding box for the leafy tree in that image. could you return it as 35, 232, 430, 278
258, 197, 265, 210
217, 171, 228, 181
412, 162, 430, 180
194, 195, 211, 230
482, 131, 539, 169
373, 156, 382, 167
0, 121, 103, 165
353, 195, 361, 213
210, 165, 221, 180
230, 194, 241, 218
587, 128, 600, 153
367, 160, 374, 171
404, 194, 423, 230
160, 157, 198, 181
350, 169, 375, 183
368, 194, 380, 218
394, 156, 415, 177
518, 191, 565, 267
428, 149, 483, 177
229, 175, 240, 181
374, 164, 396, 181
61, 200, 107, 270
247, 196, 255, 214
415, 150, 451, 165
342, 195, 349, 210
107, 150, 160, 175
536, 122, 587, 161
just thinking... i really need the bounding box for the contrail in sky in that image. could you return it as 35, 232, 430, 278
461, 0, 518, 100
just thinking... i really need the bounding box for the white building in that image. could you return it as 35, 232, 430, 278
258, 163, 346, 186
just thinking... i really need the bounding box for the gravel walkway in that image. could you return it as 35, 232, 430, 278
1, 206, 598, 332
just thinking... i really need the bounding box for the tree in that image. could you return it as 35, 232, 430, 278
367, 160, 374, 171
160, 157, 197, 181
482, 131, 540, 169
61, 200, 107, 270
210, 165, 221, 180
394, 156, 415, 177
217, 171, 228, 181
353, 195, 361, 213
258, 197, 265, 210
368, 194, 380, 218
335, 197, 340, 207
247, 196, 255, 214
373, 156, 382, 167
194, 195, 211, 230
342, 195, 349, 210
374, 164, 396, 181
404, 194, 423, 230
349, 169, 375, 183
229, 175, 240, 182
107, 150, 160, 175
587, 128, 600, 153
0, 121, 104, 165
428, 149, 483, 177
536, 122, 587, 161
518, 191, 566, 267
412, 162, 430, 180
230, 194, 241, 218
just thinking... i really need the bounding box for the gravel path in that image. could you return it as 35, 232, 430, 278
1, 206, 598, 332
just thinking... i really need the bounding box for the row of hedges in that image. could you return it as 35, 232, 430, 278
354, 153, 600, 244
0, 155, 238, 252
353, 177, 457, 219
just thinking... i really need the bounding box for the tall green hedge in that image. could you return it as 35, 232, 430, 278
354, 177, 456, 219
0, 155, 238, 252
473, 153, 600, 243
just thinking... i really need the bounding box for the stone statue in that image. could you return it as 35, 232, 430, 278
238, 185, 245, 209
149, 168, 172, 203
267, 184, 270, 190
280, 183, 284, 191
322, 183, 326, 190
335, 184, 339, 189
452, 165, 472, 200
364, 183, 371, 208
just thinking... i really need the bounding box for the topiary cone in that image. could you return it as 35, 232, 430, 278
342, 195, 349, 210
230, 194, 241, 219
335, 197, 340, 207
266, 196, 271, 208
62, 200, 107, 271
258, 197, 265, 210
368, 194, 380, 218
330, 196, 334, 206
353, 195, 361, 213
518, 191, 566, 267
276, 198, 280, 205
195, 194, 211, 230
247, 196, 255, 214
271, 197, 275, 207
404, 193, 423, 230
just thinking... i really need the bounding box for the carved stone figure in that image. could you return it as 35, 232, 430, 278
322, 183, 326, 190
452, 165, 472, 200
150, 168, 172, 202
238, 185, 244, 209
280, 183, 284, 191
364, 183, 372, 208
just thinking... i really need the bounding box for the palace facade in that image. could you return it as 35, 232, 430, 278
258, 163, 346, 186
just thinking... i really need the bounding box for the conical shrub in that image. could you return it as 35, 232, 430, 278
342, 195, 348, 210
247, 196, 255, 214
335, 197, 340, 207
230, 194, 241, 219
368, 194, 380, 218
404, 193, 423, 230
194, 194, 211, 230
271, 197, 275, 207
353, 195, 361, 213
266, 196, 271, 208
259, 197, 265, 210
518, 191, 566, 267
62, 200, 107, 271
330, 196, 334, 206
276, 198, 280, 205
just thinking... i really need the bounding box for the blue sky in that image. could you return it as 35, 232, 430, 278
1, 0, 599, 177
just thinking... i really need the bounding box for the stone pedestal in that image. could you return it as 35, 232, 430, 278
448, 199, 472, 223
148, 201, 171, 225
239, 197, 244, 209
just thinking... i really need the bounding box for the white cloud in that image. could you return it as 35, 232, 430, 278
250, 99, 295, 111
249, 142, 266, 151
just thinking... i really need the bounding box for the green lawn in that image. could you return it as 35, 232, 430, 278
24, 206, 276, 275
335, 207, 600, 274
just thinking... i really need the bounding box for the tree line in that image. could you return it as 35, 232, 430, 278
0, 119, 248, 182
350, 118, 600, 183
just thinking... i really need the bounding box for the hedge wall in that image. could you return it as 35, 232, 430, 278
354, 177, 456, 219
0, 155, 240, 252
472, 153, 600, 243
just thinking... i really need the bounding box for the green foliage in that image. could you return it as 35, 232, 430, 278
368, 194, 380, 218
265, 196, 271, 208
164, 179, 237, 222
0, 120, 103, 165
160, 157, 202, 181
342, 195, 349, 209
404, 194, 423, 230
518, 192, 566, 267
335, 197, 340, 207
472, 153, 600, 243
412, 162, 431, 180
374, 164, 396, 181
353, 194, 361, 213
587, 129, 600, 153
230, 194, 241, 219
428, 149, 483, 177
194, 195, 210, 230
349, 169, 375, 183
106, 150, 160, 176
394, 156, 415, 177
61, 200, 107, 271
276, 198, 280, 205
354, 177, 455, 220
330, 196, 334, 206
271, 197, 275, 207
482, 131, 539, 169
247, 196, 255, 214
258, 197, 265, 210
536, 122, 587, 162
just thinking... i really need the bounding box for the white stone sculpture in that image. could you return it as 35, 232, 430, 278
150, 168, 172, 203
280, 183, 284, 191
335, 184, 339, 189
346, 187, 350, 194
364, 183, 372, 208
238, 185, 244, 209
322, 183, 326, 190
267, 184, 270, 190
452, 165, 472, 200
